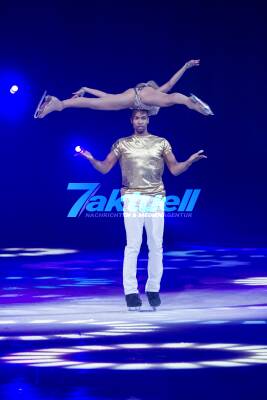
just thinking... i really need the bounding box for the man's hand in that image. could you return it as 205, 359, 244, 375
80, 149, 93, 160
185, 59, 200, 69
74, 147, 93, 161
188, 149, 207, 164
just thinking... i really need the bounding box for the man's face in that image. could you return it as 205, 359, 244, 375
131, 111, 149, 134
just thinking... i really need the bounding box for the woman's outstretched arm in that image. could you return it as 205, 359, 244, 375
72, 87, 108, 98
158, 59, 200, 93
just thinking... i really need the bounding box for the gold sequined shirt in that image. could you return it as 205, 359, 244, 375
111, 134, 172, 196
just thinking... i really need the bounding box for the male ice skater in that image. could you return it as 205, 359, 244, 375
78, 109, 207, 310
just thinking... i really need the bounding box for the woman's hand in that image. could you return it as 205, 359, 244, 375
72, 87, 86, 98
185, 59, 200, 69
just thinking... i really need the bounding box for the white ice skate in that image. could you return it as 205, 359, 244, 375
190, 93, 214, 116
34, 90, 47, 118
34, 92, 63, 119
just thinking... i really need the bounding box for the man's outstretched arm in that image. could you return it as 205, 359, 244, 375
78, 149, 118, 174
164, 149, 207, 176
158, 59, 200, 93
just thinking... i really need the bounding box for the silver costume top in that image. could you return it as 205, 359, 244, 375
130, 82, 160, 116
111, 134, 172, 196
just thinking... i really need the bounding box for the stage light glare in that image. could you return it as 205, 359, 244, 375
4, 343, 267, 370
10, 85, 19, 94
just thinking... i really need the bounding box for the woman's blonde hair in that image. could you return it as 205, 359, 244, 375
146, 80, 159, 89
136, 81, 159, 90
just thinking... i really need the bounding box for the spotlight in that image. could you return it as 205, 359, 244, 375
10, 85, 19, 94
75, 146, 83, 153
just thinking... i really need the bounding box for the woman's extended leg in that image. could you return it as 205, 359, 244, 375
85, 88, 108, 97
35, 89, 135, 118
141, 87, 213, 116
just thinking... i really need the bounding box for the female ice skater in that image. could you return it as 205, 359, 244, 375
34, 59, 214, 119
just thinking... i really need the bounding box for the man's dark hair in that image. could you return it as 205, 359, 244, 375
131, 109, 149, 119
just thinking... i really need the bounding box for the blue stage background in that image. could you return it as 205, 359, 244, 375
1, 0, 266, 248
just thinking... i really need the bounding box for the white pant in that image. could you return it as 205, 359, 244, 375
122, 193, 165, 295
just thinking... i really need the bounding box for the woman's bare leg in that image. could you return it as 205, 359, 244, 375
141, 87, 212, 115
86, 88, 108, 97
36, 89, 135, 118
63, 89, 134, 110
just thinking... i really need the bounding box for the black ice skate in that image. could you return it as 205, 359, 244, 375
125, 293, 142, 311
146, 291, 161, 311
